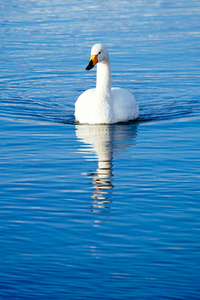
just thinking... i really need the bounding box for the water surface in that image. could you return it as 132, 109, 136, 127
0, 0, 200, 299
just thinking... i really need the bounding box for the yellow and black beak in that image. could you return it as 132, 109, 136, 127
86, 55, 98, 70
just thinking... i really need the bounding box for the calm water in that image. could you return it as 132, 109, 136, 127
0, 0, 200, 299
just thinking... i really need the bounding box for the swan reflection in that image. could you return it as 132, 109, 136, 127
92, 158, 113, 214
76, 123, 137, 218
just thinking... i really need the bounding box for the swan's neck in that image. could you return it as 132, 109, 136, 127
93, 59, 115, 123
96, 60, 111, 95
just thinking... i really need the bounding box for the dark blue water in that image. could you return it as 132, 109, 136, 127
0, 0, 200, 299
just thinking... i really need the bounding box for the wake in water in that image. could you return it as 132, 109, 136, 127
0, 91, 199, 125
138, 96, 199, 123
0, 95, 74, 125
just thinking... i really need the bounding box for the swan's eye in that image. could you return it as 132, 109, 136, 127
99, 51, 101, 55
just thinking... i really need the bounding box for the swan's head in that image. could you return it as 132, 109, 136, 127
86, 44, 109, 71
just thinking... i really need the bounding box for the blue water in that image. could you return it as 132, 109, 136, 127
0, 0, 200, 299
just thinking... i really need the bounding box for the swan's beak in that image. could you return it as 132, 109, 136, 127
86, 55, 98, 70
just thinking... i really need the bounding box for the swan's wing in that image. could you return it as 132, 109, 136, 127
111, 88, 139, 122
75, 88, 95, 122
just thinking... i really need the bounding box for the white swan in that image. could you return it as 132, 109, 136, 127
75, 44, 139, 124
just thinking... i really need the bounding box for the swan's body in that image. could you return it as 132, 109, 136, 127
75, 44, 139, 124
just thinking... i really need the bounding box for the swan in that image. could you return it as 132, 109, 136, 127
75, 44, 139, 124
